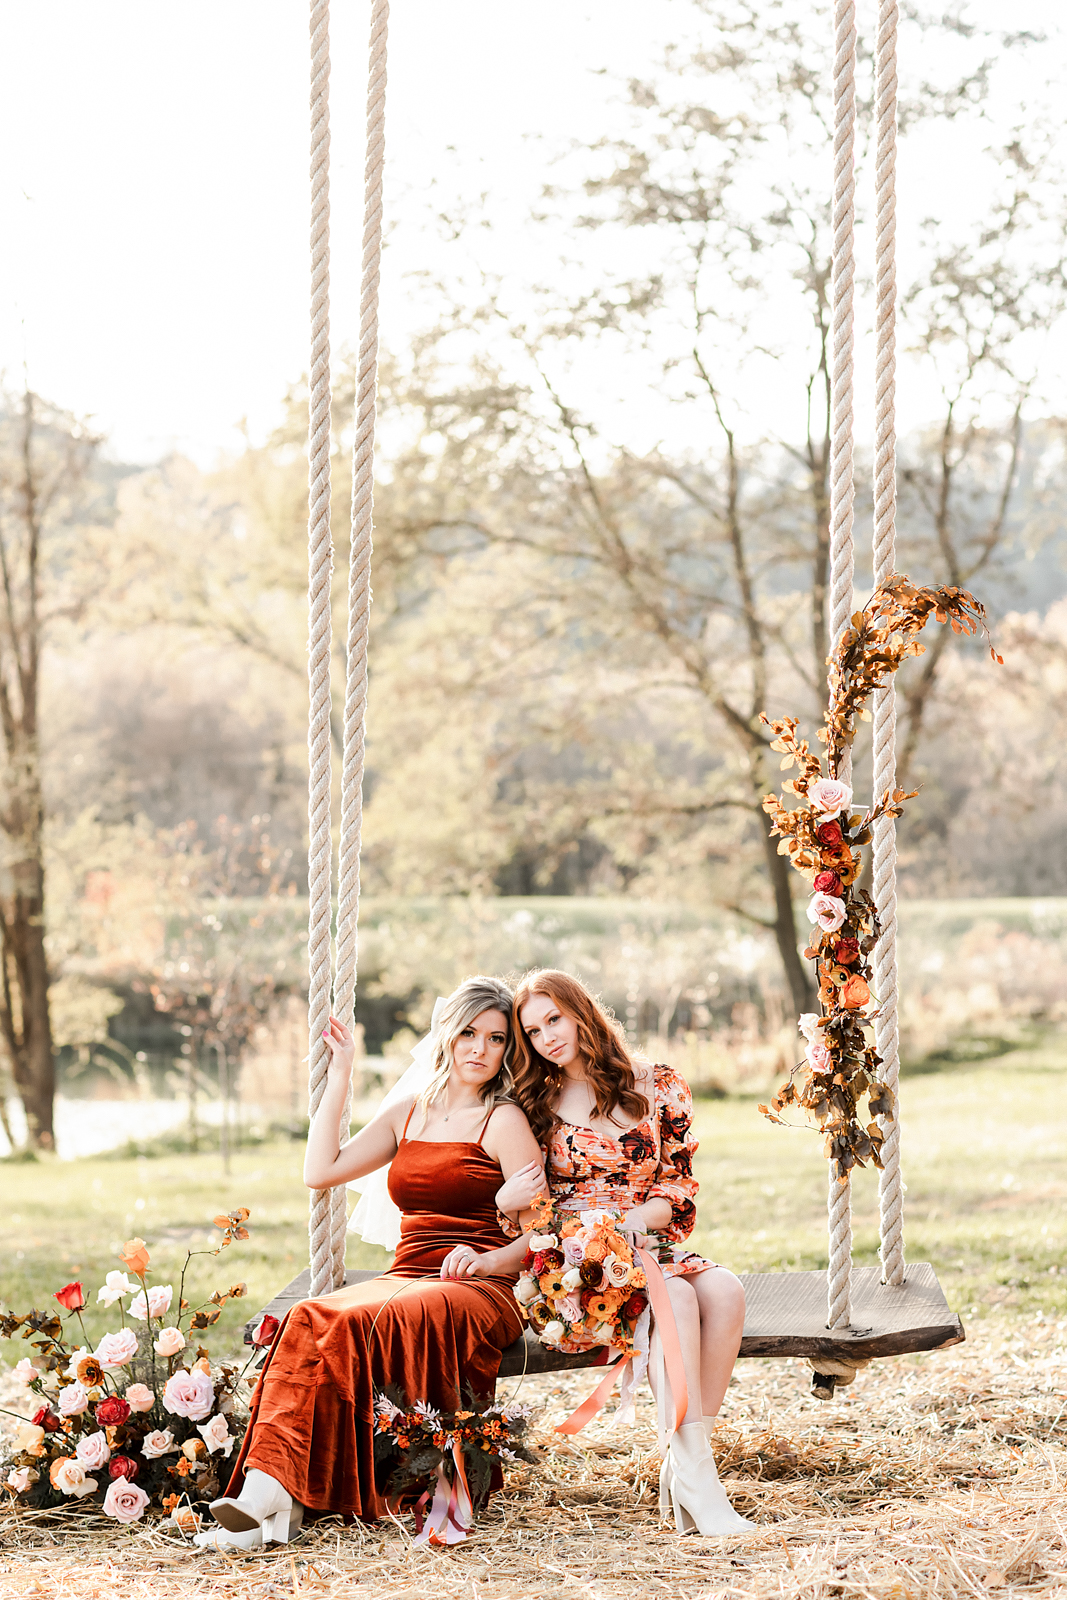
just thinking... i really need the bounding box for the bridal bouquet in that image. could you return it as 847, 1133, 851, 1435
513, 1196, 648, 1359
1, 1211, 255, 1527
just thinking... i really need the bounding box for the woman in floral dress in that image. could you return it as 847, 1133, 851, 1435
497, 968, 751, 1536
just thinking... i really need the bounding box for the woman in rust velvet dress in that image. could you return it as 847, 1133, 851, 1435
203, 977, 541, 1548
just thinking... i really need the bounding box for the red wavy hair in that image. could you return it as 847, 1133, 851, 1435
511, 969, 649, 1146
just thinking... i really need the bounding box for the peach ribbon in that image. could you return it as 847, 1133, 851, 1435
411, 1438, 474, 1546
555, 1247, 688, 1435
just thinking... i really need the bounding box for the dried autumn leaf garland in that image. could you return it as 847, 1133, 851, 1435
758, 576, 999, 1181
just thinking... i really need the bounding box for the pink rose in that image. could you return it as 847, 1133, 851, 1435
57, 1382, 89, 1418
13, 1357, 38, 1387
75, 1431, 111, 1471
808, 778, 852, 819
103, 1477, 150, 1524
124, 1383, 155, 1414
128, 1284, 173, 1322
140, 1428, 177, 1459
6, 1466, 37, 1493
807, 893, 846, 934
197, 1413, 233, 1457
561, 1238, 585, 1267
807, 1041, 833, 1073
154, 1326, 186, 1357
558, 1295, 583, 1324
162, 1368, 215, 1422
95, 1328, 139, 1369
52, 1458, 97, 1498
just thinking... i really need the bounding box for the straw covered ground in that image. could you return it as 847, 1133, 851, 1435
3, 1318, 1067, 1600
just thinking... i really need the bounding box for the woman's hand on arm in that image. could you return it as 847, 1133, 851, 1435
303, 1018, 400, 1190
494, 1160, 547, 1218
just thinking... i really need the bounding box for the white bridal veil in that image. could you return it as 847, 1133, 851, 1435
346, 997, 447, 1250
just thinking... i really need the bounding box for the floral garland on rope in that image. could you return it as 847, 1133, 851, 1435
758, 576, 998, 1180
0, 1211, 256, 1533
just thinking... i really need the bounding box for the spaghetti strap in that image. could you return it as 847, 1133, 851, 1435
400, 1100, 418, 1142
475, 1107, 494, 1146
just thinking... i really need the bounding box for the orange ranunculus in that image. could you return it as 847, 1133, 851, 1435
54, 1282, 85, 1312
121, 1238, 151, 1275
840, 975, 871, 1010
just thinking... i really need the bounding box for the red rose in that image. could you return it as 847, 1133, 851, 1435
834, 937, 860, 965
94, 1395, 131, 1427
531, 1253, 547, 1277
108, 1455, 140, 1481
54, 1281, 86, 1312
622, 1291, 648, 1320
816, 821, 843, 848
31, 1405, 61, 1433
252, 1314, 280, 1348
813, 871, 843, 896
520, 1251, 535, 1271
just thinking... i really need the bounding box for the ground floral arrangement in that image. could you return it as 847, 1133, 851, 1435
760, 576, 995, 1177
514, 1196, 648, 1357
373, 1390, 536, 1511
0, 1210, 259, 1528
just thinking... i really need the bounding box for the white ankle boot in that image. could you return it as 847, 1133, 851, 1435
209, 1468, 304, 1544
665, 1423, 753, 1535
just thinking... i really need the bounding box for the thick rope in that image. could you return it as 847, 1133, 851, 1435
826, 0, 858, 1331
872, 0, 904, 1289
307, 0, 336, 1298
330, 0, 390, 1283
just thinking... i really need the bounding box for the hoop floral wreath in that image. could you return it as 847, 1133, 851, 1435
758, 576, 997, 1179
1, 1210, 256, 1532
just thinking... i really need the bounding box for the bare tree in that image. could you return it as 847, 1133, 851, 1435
0, 392, 99, 1148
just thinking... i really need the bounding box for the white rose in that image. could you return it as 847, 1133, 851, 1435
154, 1326, 186, 1357
798, 1012, 821, 1043
807, 777, 853, 819
807, 893, 847, 934
75, 1431, 111, 1471
561, 1267, 583, 1293
541, 1320, 565, 1345
13, 1357, 38, 1387
140, 1429, 177, 1459
513, 1275, 540, 1306
197, 1413, 233, 1457
53, 1459, 97, 1498
96, 1271, 135, 1307
57, 1381, 89, 1418
95, 1328, 139, 1369
528, 1233, 558, 1252
128, 1284, 173, 1322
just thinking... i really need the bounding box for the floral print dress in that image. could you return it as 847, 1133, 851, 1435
546, 1064, 714, 1280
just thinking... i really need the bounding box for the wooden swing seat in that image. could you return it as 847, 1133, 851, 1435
245, 1260, 963, 1376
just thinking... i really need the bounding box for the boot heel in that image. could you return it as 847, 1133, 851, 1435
262, 1503, 304, 1545
670, 1482, 698, 1534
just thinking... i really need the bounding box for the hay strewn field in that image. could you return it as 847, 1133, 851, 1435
3, 1325, 1067, 1599
2, 1035, 1067, 1596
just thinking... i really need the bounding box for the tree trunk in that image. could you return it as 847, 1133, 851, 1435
0, 856, 55, 1149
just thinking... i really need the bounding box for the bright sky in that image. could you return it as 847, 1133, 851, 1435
2, 1, 1065, 466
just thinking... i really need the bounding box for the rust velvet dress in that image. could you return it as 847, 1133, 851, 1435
225, 1111, 523, 1520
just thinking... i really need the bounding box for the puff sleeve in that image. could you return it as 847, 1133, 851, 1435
646, 1065, 699, 1242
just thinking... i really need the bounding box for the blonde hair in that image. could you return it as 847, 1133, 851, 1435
416, 975, 516, 1126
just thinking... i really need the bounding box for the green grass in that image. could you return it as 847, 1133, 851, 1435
3, 1037, 1067, 1369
